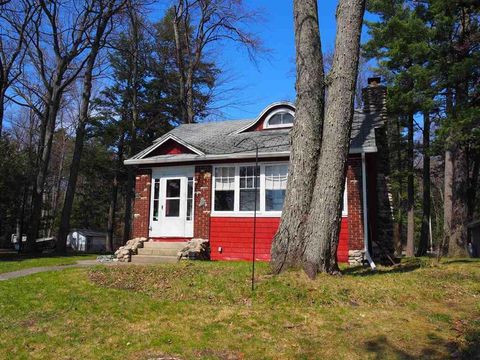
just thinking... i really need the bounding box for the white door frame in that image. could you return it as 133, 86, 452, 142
150, 166, 195, 238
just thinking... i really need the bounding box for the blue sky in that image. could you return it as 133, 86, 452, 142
186, 0, 377, 120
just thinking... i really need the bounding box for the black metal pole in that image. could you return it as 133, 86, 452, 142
252, 145, 258, 291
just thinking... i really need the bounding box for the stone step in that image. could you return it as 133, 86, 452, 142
137, 248, 180, 256
130, 255, 178, 264
143, 241, 188, 250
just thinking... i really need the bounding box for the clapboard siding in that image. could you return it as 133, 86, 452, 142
210, 217, 349, 262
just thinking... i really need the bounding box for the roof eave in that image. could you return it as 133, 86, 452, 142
124, 146, 378, 166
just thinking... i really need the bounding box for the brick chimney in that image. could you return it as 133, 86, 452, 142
362, 77, 387, 118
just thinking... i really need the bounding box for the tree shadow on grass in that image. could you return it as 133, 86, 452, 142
342, 260, 424, 277
364, 330, 480, 360
0, 252, 94, 263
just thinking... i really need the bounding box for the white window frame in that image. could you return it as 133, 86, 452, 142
212, 162, 349, 218
263, 109, 295, 129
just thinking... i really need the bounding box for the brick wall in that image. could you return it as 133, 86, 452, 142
132, 168, 151, 239
347, 157, 364, 251
193, 165, 212, 239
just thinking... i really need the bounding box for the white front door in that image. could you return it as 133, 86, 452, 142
150, 167, 194, 238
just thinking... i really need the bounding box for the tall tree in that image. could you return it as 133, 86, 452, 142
271, 0, 366, 277
171, 0, 261, 123
20, 0, 108, 251
56, 0, 127, 254
0, 0, 34, 138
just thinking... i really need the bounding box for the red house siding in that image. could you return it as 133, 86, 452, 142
210, 217, 349, 262
132, 168, 151, 239
148, 139, 195, 156
130, 156, 363, 264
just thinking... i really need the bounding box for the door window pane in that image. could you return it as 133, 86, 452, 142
265, 165, 288, 211
166, 179, 181, 197
165, 199, 180, 217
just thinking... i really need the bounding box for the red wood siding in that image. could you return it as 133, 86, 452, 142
148, 139, 195, 156
210, 217, 349, 263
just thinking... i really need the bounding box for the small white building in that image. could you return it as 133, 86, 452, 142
67, 229, 108, 253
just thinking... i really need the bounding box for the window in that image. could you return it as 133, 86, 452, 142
165, 179, 181, 217
186, 177, 194, 221
214, 167, 235, 211
152, 179, 160, 221
265, 165, 288, 211
239, 165, 260, 211
212, 163, 348, 216
264, 110, 294, 129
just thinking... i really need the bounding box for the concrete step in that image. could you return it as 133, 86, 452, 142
143, 241, 188, 250
137, 248, 180, 256
130, 255, 178, 264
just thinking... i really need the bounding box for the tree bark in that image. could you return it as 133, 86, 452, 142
417, 112, 430, 256
392, 114, 403, 256
56, 7, 114, 253
0, 87, 4, 138
26, 84, 62, 253
270, 0, 325, 273
406, 113, 415, 256
443, 149, 453, 257
301, 0, 366, 277
448, 146, 469, 257
106, 135, 124, 252
271, 0, 366, 277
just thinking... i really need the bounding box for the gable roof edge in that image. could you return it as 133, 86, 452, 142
131, 134, 205, 160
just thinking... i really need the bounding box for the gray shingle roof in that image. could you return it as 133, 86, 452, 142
127, 106, 383, 165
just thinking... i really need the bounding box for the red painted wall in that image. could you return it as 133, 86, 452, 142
148, 139, 195, 156
210, 217, 349, 263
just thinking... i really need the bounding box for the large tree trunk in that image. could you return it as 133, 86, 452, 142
443, 149, 453, 257
270, 0, 325, 273
406, 113, 415, 256
417, 112, 430, 256
448, 146, 469, 257
301, 0, 366, 277
271, 0, 366, 277
392, 115, 403, 256
173, 4, 188, 124
106, 135, 124, 252
26, 87, 62, 253
0, 87, 4, 138
56, 36, 104, 253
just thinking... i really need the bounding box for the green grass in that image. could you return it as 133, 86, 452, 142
0, 252, 96, 274
0, 258, 479, 359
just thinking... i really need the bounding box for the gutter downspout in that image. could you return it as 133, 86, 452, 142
362, 152, 376, 270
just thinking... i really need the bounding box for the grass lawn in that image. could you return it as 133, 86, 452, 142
0, 258, 479, 359
0, 252, 97, 274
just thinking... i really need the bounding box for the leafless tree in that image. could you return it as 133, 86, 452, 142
21, 0, 111, 252
56, 0, 128, 254
0, 0, 35, 138
271, 0, 366, 277
172, 0, 262, 123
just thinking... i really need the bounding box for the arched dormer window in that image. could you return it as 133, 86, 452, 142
263, 109, 295, 129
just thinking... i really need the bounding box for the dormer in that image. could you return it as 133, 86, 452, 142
237, 102, 296, 133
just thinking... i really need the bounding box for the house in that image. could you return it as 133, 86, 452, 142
125, 78, 394, 265
67, 229, 108, 253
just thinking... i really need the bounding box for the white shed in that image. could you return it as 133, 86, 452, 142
67, 229, 108, 253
